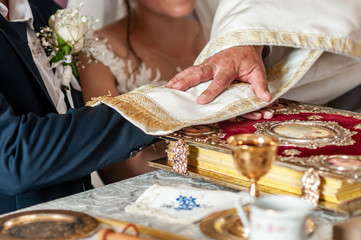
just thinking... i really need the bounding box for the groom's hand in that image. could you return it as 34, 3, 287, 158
166, 45, 271, 105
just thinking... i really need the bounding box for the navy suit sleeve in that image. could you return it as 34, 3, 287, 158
0, 93, 158, 195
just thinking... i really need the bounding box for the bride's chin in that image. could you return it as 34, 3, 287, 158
138, 0, 196, 19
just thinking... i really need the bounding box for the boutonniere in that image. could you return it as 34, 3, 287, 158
36, 4, 96, 91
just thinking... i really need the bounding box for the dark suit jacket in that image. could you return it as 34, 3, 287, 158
0, 0, 157, 214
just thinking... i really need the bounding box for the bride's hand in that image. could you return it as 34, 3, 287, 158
240, 104, 275, 120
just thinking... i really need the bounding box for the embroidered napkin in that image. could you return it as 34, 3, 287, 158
125, 184, 237, 224
87, 0, 361, 136
87, 41, 321, 136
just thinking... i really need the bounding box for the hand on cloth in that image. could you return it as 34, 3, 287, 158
125, 184, 237, 224
166, 46, 271, 105
166, 45, 274, 120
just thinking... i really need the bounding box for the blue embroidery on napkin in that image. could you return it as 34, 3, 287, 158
174, 195, 200, 210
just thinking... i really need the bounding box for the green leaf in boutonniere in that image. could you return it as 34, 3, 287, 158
35, 4, 98, 107
36, 4, 97, 87
50, 34, 73, 63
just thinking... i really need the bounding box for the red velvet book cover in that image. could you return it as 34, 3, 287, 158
159, 99, 361, 211
164, 100, 361, 197
169, 99, 361, 181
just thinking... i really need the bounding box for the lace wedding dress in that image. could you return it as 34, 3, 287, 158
89, 38, 168, 94
69, 0, 219, 93
67, 0, 218, 186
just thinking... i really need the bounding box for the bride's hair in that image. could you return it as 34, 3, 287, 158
124, 0, 143, 71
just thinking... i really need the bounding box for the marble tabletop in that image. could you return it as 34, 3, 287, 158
2, 170, 349, 240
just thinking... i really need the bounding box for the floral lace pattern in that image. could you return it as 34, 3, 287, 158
89, 37, 168, 94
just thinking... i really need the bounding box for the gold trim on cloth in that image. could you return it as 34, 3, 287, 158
87, 93, 184, 132
87, 50, 322, 135
195, 30, 361, 65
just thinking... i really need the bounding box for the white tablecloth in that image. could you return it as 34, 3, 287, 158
1, 170, 348, 240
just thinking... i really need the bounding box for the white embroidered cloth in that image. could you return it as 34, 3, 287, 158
125, 184, 237, 224
88, 0, 361, 135
88, 47, 319, 135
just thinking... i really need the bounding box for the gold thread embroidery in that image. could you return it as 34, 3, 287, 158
86, 49, 321, 134
195, 30, 361, 65
266, 60, 288, 83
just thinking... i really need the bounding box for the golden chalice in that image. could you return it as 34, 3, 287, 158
227, 134, 279, 197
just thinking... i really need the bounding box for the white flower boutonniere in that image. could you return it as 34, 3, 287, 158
36, 4, 96, 91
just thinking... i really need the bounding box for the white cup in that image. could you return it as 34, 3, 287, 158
235, 192, 315, 240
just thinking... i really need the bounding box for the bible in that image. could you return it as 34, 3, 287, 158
150, 99, 361, 215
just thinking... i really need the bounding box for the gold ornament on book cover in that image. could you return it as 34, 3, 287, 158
254, 120, 356, 149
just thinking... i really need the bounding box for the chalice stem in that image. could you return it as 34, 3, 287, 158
249, 178, 260, 197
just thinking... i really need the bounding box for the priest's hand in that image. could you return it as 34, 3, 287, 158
166, 45, 271, 105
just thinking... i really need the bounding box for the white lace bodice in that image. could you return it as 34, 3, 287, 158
90, 38, 168, 94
